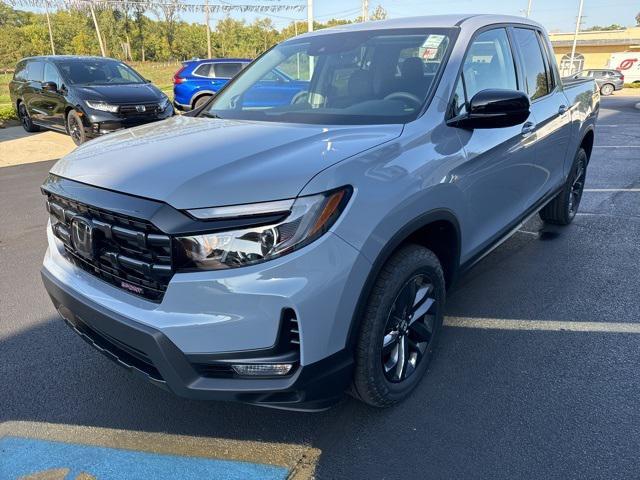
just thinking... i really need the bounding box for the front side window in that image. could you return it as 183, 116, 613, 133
56, 60, 145, 86
451, 28, 517, 116
513, 28, 549, 100
201, 28, 453, 125
43, 63, 61, 87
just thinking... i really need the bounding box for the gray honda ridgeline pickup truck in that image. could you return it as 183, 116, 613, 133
41, 15, 598, 410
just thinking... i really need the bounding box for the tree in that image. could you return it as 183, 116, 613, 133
370, 5, 387, 21
585, 24, 624, 31
636, 11, 640, 25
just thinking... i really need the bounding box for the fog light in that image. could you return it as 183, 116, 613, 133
232, 363, 293, 376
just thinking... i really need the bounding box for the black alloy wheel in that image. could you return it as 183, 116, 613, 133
382, 274, 437, 383
18, 103, 39, 132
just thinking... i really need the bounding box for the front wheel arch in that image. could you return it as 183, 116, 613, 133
345, 209, 461, 352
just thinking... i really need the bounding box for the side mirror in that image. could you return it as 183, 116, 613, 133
42, 81, 58, 92
447, 89, 530, 129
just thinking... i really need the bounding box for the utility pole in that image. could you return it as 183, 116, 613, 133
44, 0, 55, 55
307, 0, 314, 78
205, 0, 212, 58
569, 0, 584, 74
525, 0, 533, 18
89, 1, 106, 57
362, 0, 369, 22
307, 0, 313, 32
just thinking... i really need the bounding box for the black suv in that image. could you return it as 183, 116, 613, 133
9, 56, 173, 145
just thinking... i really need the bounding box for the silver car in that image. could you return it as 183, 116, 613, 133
41, 15, 598, 410
570, 69, 624, 96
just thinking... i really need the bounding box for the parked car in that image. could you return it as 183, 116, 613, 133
41, 15, 598, 410
9, 56, 173, 145
173, 58, 251, 110
568, 69, 624, 96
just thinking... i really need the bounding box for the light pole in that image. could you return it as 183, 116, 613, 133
569, 0, 585, 74
526, 0, 533, 17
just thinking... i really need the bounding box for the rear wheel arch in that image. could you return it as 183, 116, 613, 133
580, 129, 595, 163
191, 92, 214, 109
346, 209, 461, 351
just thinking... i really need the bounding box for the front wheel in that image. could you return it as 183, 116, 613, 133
600, 83, 614, 96
351, 245, 445, 407
66, 110, 86, 146
539, 148, 588, 225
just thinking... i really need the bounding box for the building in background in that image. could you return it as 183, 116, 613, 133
550, 27, 640, 80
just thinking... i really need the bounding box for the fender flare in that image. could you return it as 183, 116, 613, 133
344, 208, 462, 351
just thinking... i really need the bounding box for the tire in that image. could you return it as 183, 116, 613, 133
600, 83, 614, 96
66, 110, 86, 146
18, 102, 40, 133
193, 95, 212, 110
539, 148, 588, 225
351, 244, 445, 407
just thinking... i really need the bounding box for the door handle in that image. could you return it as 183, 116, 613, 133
521, 121, 536, 136
558, 104, 568, 115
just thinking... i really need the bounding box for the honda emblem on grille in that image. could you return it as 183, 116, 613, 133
135, 105, 146, 112
71, 216, 95, 260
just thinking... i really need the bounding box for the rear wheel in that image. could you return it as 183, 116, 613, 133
351, 245, 445, 407
193, 95, 212, 110
539, 148, 587, 225
18, 103, 40, 132
600, 83, 614, 96
66, 110, 86, 146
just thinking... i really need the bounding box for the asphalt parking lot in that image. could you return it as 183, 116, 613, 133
1, 95, 639, 479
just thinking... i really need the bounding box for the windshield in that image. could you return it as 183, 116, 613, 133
55, 60, 146, 86
201, 28, 453, 125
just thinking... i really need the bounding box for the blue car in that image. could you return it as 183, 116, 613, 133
173, 58, 308, 111
173, 58, 250, 111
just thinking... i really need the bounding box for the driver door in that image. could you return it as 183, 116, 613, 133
448, 27, 539, 257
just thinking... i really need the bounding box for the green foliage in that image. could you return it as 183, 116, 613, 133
624, 82, 640, 88
585, 24, 624, 31
0, 104, 17, 123
0, 3, 364, 68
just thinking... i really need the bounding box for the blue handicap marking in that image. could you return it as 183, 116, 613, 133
0, 436, 290, 480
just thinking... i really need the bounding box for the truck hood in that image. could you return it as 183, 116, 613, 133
51, 115, 402, 209
74, 83, 163, 104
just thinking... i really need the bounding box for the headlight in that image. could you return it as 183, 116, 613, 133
85, 100, 119, 113
159, 97, 171, 111
174, 187, 351, 271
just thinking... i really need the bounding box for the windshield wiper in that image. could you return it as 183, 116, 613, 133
201, 111, 223, 119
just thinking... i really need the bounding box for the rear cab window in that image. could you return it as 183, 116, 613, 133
512, 27, 550, 100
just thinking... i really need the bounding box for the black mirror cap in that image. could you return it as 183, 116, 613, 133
448, 88, 530, 129
42, 81, 58, 92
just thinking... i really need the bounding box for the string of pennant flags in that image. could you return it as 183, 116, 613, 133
3, 0, 306, 14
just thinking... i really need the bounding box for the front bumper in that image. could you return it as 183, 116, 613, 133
82, 106, 174, 137
42, 267, 353, 410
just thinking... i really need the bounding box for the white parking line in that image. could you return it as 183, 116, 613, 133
584, 188, 640, 192
445, 316, 640, 334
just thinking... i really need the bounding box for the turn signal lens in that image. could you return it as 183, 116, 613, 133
232, 364, 293, 376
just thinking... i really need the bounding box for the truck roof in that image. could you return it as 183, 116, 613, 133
295, 14, 544, 38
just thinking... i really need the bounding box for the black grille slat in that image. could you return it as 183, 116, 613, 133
47, 193, 172, 302
119, 103, 160, 116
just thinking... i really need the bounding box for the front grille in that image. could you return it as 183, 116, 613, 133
46, 193, 173, 302
118, 102, 161, 116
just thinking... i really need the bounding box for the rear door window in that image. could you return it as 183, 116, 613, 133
212, 63, 245, 78
26, 61, 44, 82
512, 28, 550, 100
14, 62, 27, 81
